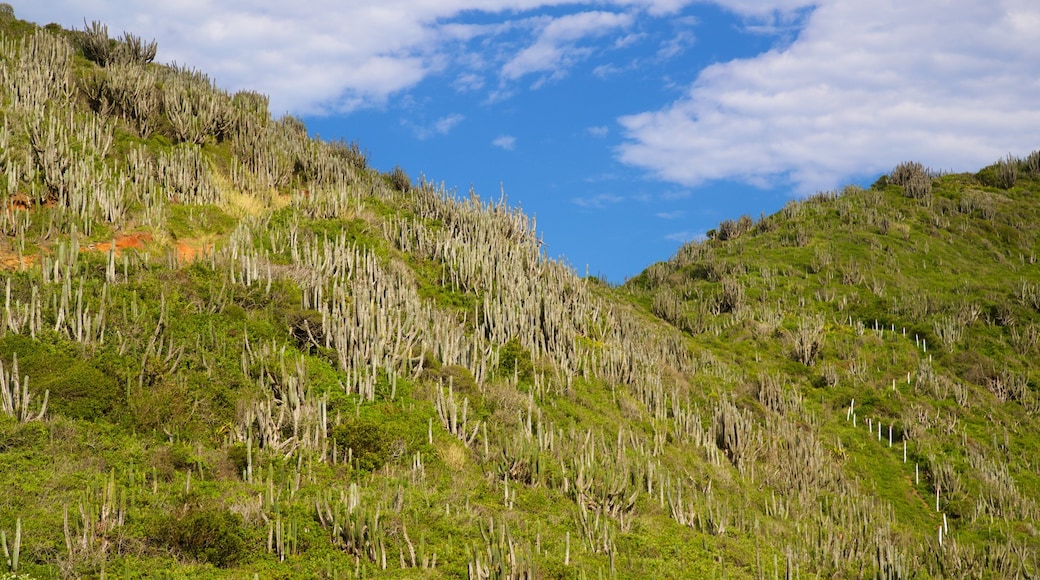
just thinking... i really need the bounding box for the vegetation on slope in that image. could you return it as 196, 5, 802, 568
0, 7, 1038, 578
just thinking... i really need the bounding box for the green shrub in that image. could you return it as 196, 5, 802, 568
151, 444, 196, 481
424, 364, 479, 395
1026, 150, 1040, 175
0, 337, 123, 422
329, 138, 367, 169
332, 418, 390, 472
497, 339, 533, 381
226, 443, 249, 477
148, 508, 248, 568
0, 418, 47, 453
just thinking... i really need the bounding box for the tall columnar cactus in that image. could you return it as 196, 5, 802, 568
1, 30, 73, 115
106, 63, 160, 136
116, 31, 157, 65
890, 161, 932, 199
78, 20, 113, 66
996, 154, 1018, 189
0, 354, 47, 422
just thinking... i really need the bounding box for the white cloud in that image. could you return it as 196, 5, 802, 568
592, 63, 627, 78
614, 32, 646, 49
572, 193, 624, 208
656, 29, 694, 59
19, 1, 692, 114
501, 11, 636, 82
453, 72, 485, 92
434, 113, 465, 134
407, 113, 465, 140
492, 135, 517, 150
617, 0, 1040, 193
655, 210, 685, 219
587, 126, 610, 138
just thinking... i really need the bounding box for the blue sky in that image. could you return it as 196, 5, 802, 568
21, 0, 1040, 281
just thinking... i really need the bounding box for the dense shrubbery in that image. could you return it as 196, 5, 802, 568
497, 338, 533, 380
147, 508, 249, 568
332, 418, 392, 471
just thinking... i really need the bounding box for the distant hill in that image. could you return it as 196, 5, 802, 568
0, 8, 1038, 578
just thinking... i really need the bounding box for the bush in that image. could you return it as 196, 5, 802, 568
116, 31, 158, 65
232, 90, 269, 118
332, 418, 390, 471
151, 444, 196, 482
497, 339, 533, 380
711, 277, 745, 315
148, 509, 249, 568
286, 308, 325, 351
424, 364, 479, 396
0, 337, 123, 422
388, 165, 411, 192
225, 443, 249, 479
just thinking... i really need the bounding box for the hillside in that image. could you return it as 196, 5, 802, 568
0, 9, 1038, 578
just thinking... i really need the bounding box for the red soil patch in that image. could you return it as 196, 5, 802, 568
0, 232, 214, 271
0, 253, 37, 271
175, 240, 211, 262
6, 194, 31, 213
86, 232, 153, 256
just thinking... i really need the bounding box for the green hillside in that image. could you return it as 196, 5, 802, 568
0, 9, 1038, 578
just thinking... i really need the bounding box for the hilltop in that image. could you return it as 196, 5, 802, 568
0, 8, 1038, 578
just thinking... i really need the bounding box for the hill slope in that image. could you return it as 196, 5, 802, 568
0, 10, 1038, 578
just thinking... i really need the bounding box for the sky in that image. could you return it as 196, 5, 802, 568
19, 1, 1040, 282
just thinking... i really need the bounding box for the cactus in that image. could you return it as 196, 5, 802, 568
1, 518, 20, 573
78, 20, 113, 66
995, 153, 1018, 189
0, 354, 46, 422
891, 161, 932, 199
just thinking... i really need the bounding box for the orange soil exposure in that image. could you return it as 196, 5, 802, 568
175, 240, 212, 262
0, 232, 214, 271
0, 252, 37, 271
87, 232, 153, 256
6, 194, 31, 213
